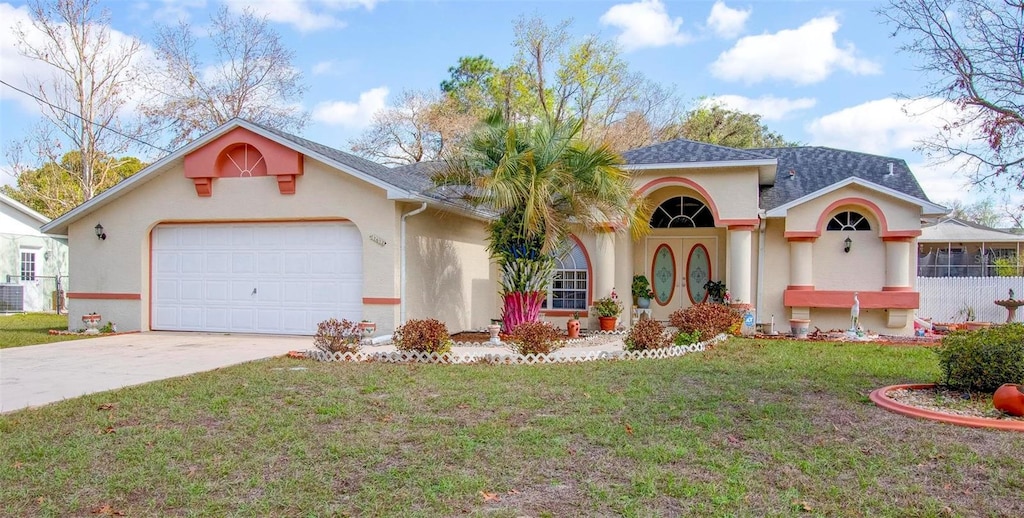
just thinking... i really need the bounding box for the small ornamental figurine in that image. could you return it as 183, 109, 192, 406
1010, 288, 1015, 301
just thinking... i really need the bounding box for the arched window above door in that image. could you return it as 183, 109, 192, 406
650, 196, 715, 228
827, 211, 871, 231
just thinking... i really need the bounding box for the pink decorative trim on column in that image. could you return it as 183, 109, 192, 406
726, 224, 757, 231
783, 289, 919, 309
882, 233, 920, 241
68, 292, 141, 300
785, 235, 817, 242
786, 285, 815, 291
363, 297, 401, 305
881, 286, 914, 292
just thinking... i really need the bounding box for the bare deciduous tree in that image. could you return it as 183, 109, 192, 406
142, 5, 308, 149
11, 0, 144, 207
348, 91, 476, 165
879, 0, 1024, 192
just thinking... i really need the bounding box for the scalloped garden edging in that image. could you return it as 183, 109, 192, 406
870, 383, 1024, 432
303, 334, 726, 364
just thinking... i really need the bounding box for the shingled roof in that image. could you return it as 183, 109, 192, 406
752, 146, 933, 211
621, 138, 774, 164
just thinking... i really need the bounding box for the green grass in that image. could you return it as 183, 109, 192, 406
0, 313, 90, 349
2, 338, 1023, 516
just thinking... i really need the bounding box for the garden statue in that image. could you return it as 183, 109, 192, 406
850, 292, 860, 331
1010, 288, 1015, 300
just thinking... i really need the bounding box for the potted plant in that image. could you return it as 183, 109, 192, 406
358, 320, 376, 337
593, 296, 623, 331
566, 311, 580, 338
704, 280, 727, 304
632, 274, 654, 309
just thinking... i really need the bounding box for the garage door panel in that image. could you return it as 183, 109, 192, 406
153, 222, 362, 335
258, 253, 281, 274
205, 281, 229, 303
206, 253, 230, 273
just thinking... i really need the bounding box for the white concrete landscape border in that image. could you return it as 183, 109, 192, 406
305, 334, 727, 364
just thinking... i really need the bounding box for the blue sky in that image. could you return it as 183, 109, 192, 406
1, 0, 1019, 212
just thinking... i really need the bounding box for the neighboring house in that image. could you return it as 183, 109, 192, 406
916, 216, 1023, 324
40, 119, 947, 336
0, 193, 69, 313
918, 216, 1023, 277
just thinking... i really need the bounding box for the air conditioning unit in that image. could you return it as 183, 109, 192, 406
0, 284, 24, 312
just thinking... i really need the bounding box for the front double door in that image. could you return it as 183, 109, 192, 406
645, 237, 719, 321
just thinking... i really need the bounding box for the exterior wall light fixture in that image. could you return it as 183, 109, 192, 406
843, 236, 852, 253
95, 223, 106, 240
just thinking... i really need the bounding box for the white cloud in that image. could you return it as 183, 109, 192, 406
705, 94, 816, 121
151, 0, 207, 24
706, 1, 750, 39
806, 97, 987, 203
224, 0, 379, 33
599, 0, 689, 51
312, 86, 388, 128
312, 60, 336, 76
0, 3, 153, 114
710, 16, 880, 85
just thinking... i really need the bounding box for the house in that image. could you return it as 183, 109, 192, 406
918, 216, 1022, 277
40, 119, 948, 336
1, 193, 68, 313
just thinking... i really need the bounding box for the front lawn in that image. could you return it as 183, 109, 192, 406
0, 313, 89, 349
2, 339, 1022, 516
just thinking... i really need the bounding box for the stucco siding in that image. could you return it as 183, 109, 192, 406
784, 184, 921, 234
404, 209, 496, 332
760, 219, 790, 328
68, 156, 402, 333
635, 167, 761, 222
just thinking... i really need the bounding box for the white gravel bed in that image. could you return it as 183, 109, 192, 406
886, 387, 1024, 421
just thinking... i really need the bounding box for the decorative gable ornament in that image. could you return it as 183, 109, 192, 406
183, 127, 304, 197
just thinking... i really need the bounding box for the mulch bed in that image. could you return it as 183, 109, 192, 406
886, 386, 1024, 422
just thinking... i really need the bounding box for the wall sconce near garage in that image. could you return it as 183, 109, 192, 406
95, 223, 106, 240
843, 236, 852, 254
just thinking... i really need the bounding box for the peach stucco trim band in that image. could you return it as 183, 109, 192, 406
725, 224, 757, 231
870, 384, 1024, 432
783, 289, 919, 309
68, 292, 141, 300
541, 310, 590, 317
882, 233, 921, 241
363, 297, 400, 305
881, 286, 914, 292
785, 234, 817, 241
786, 285, 815, 291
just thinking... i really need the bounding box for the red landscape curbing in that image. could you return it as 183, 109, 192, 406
870, 383, 1024, 432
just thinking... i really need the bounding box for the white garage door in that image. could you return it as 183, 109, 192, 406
152, 222, 362, 335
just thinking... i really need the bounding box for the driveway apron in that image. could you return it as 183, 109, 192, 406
1, 332, 310, 413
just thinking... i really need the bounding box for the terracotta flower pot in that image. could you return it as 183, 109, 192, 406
598, 316, 617, 331
993, 384, 1024, 417
566, 319, 580, 338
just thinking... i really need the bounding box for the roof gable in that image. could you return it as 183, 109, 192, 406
763, 176, 947, 218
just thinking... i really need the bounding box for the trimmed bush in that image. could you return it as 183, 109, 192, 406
394, 319, 453, 355
313, 318, 363, 354
936, 323, 1024, 392
625, 319, 670, 351
673, 330, 702, 346
508, 321, 564, 355
669, 303, 741, 341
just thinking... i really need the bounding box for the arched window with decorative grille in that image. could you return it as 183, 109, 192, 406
649, 196, 715, 228
826, 211, 871, 231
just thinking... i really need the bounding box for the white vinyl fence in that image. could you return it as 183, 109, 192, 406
918, 276, 1024, 323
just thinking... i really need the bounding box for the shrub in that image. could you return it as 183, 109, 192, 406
508, 321, 564, 355
669, 303, 741, 341
936, 323, 1024, 392
625, 319, 670, 351
673, 330, 702, 346
393, 319, 453, 354
313, 318, 363, 354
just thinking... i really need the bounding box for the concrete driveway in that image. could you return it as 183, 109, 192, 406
1, 332, 312, 413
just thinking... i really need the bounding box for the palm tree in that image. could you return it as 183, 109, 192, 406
434, 112, 649, 332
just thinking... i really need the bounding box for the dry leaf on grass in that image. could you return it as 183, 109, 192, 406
480, 491, 501, 502
97, 403, 115, 411
625, 423, 634, 435
91, 504, 125, 516
99, 426, 116, 434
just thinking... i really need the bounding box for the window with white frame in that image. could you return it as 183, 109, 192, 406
544, 241, 589, 310
20, 250, 37, 281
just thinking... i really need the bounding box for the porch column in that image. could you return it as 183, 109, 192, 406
883, 237, 913, 290
788, 237, 815, 289
614, 231, 634, 321
593, 228, 616, 301
727, 225, 755, 304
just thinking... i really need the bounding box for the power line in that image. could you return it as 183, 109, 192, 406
0, 79, 171, 154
